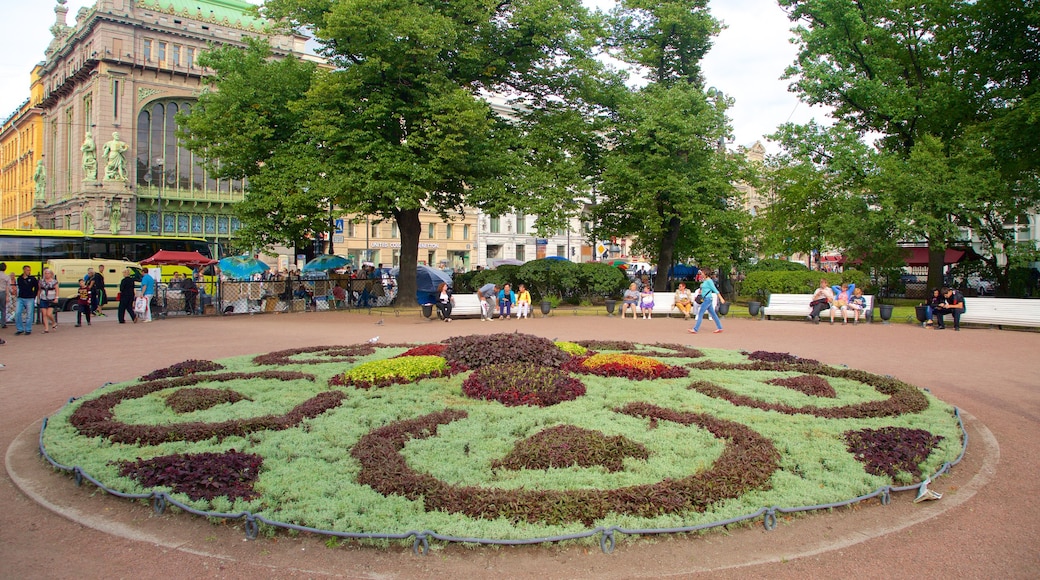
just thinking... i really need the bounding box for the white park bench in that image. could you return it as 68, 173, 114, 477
421, 293, 484, 319
761, 293, 875, 322
958, 298, 1040, 329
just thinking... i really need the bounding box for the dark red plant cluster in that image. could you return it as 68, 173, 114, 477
844, 427, 944, 479
745, 351, 821, 366
687, 363, 929, 418
140, 359, 225, 381
460, 363, 585, 407
117, 449, 262, 501
351, 406, 778, 526
561, 355, 690, 380
442, 333, 572, 369
491, 425, 648, 472
396, 344, 447, 358
165, 387, 250, 413
252, 344, 376, 366
328, 362, 467, 389
68, 371, 344, 445
766, 375, 837, 398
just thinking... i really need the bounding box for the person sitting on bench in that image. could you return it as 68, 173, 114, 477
933, 287, 965, 330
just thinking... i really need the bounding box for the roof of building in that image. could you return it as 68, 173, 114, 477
135, 0, 268, 32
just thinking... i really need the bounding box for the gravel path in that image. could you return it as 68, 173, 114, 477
1, 309, 1036, 578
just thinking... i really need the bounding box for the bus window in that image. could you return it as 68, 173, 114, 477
5, 238, 40, 261
40, 238, 81, 260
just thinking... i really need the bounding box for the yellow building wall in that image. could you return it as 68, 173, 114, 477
0, 66, 44, 229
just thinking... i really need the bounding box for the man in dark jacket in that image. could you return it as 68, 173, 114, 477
117, 269, 138, 324
14, 265, 39, 335
933, 287, 965, 331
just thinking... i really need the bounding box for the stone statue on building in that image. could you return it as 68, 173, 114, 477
102, 132, 129, 181
33, 160, 46, 201
109, 202, 121, 234
81, 131, 97, 180
83, 210, 95, 234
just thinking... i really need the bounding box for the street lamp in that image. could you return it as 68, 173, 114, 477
153, 158, 165, 233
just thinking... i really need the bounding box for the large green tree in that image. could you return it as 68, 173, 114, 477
590, 0, 749, 288
180, 40, 323, 253
777, 0, 1040, 292
186, 0, 603, 305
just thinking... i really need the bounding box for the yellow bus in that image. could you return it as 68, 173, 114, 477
0, 229, 214, 310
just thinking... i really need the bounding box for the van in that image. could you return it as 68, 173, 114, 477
44, 259, 142, 311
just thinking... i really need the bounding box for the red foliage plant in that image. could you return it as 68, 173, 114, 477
844, 426, 944, 479
461, 363, 585, 406
396, 344, 447, 358
140, 359, 225, 381
491, 425, 648, 472
562, 354, 689, 380
68, 371, 345, 445
118, 449, 262, 501
165, 387, 250, 413
766, 375, 837, 398
442, 333, 572, 368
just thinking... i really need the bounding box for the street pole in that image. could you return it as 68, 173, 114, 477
154, 158, 164, 234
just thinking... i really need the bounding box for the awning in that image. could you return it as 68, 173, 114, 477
140, 250, 217, 268
820, 255, 844, 263
902, 247, 966, 267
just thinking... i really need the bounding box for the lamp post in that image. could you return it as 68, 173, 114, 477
153, 158, 165, 234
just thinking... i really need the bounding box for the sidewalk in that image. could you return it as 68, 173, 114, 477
1, 311, 1037, 578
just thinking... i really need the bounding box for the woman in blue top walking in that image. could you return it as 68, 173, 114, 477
688, 270, 724, 334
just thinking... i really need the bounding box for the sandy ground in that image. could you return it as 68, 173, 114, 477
1, 308, 1037, 578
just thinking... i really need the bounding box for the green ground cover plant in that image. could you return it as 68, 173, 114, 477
41, 336, 963, 544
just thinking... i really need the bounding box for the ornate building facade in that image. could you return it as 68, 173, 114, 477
24, 0, 308, 243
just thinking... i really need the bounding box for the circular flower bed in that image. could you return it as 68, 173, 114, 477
41, 334, 963, 543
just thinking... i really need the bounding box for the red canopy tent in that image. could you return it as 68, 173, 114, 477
140, 250, 217, 268
902, 248, 966, 267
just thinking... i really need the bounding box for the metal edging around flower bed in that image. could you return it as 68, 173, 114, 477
38, 392, 968, 555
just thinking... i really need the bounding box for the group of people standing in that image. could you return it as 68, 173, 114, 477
2, 264, 60, 335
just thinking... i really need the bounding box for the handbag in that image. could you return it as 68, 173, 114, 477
695, 295, 704, 304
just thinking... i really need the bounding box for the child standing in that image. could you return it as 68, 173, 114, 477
75, 279, 92, 327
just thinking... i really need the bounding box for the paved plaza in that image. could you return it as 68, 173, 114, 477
1, 309, 1037, 578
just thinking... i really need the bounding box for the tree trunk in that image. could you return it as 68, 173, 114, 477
395, 208, 422, 307
654, 215, 681, 292
927, 243, 945, 290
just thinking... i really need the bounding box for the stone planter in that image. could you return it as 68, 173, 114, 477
421, 303, 433, 319
879, 304, 894, 324
717, 302, 730, 316
748, 301, 761, 318
605, 299, 617, 317
915, 305, 929, 327
540, 300, 552, 317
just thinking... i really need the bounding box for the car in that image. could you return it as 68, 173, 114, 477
967, 276, 994, 295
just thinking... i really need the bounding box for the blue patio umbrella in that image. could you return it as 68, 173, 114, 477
217, 255, 270, 280
415, 264, 452, 303
544, 256, 569, 261
302, 254, 351, 272
669, 264, 699, 279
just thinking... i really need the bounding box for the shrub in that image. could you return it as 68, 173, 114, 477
140, 359, 225, 381
442, 333, 571, 368
253, 345, 376, 366
741, 269, 871, 297
491, 425, 649, 472
461, 363, 586, 406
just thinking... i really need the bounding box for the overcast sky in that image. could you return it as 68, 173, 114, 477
1, 0, 828, 153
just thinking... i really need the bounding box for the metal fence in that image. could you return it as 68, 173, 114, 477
155, 277, 398, 318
